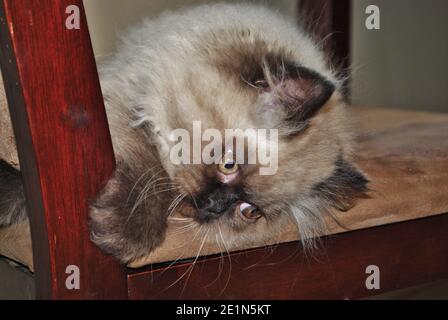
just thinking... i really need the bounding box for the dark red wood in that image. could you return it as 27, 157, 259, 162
299, 0, 351, 95
0, 0, 127, 299
128, 213, 448, 299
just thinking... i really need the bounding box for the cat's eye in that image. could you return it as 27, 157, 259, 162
239, 202, 262, 220
254, 79, 269, 90
218, 161, 239, 175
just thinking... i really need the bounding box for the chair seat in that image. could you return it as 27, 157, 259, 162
1, 106, 448, 270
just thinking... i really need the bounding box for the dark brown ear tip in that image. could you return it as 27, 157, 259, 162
294, 65, 336, 93
312, 155, 370, 212
335, 187, 372, 212
278, 64, 336, 128
0, 159, 21, 177
334, 202, 354, 213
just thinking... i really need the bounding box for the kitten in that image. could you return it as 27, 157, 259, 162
0, 3, 368, 263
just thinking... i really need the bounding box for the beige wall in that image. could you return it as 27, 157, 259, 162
84, 0, 297, 58
351, 0, 448, 112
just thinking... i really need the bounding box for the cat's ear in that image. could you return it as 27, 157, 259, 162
313, 156, 370, 212
254, 64, 336, 133
277, 65, 335, 125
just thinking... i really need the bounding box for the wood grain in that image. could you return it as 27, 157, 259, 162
0, 0, 126, 299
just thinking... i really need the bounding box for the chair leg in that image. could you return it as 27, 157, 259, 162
299, 0, 352, 96
0, 0, 127, 299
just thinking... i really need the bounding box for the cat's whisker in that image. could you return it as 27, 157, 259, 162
167, 221, 197, 233
146, 177, 179, 200
167, 217, 194, 222
179, 228, 210, 298
142, 179, 178, 198
147, 187, 179, 195
167, 192, 187, 218
169, 224, 197, 236
172, 221, 196, 228
156, 224, 202, 277
126, 165, 161, 204
248, 206, 302, 268
217, 224, 232, 297
204, 232, 225, 289
184, 187, 199, 210
240, 75, 259, 89
145, 179, 174, 193
131, 170, 164, 202
126, 170, 169, 225
163, 226, 206, 291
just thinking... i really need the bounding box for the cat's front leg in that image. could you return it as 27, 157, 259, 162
89, 163, 174, 263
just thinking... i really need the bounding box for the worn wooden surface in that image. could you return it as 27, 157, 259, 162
0, 0, 127, 299
0, 220, 32, 268
0, 76, 18, 168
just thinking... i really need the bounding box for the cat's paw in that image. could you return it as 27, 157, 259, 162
89, 205, 166, 264
89, 167, 169, 263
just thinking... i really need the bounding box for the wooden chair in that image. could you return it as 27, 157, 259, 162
0, 0, 447, 299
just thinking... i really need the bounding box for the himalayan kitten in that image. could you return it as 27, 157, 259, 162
0, 3, 368, 263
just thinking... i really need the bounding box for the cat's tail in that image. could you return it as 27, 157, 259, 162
0, 160, 27, 227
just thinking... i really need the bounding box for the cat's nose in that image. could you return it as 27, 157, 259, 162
203, 191, 237, 214
197, 187, 240, 220
204, 198, 232, 214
